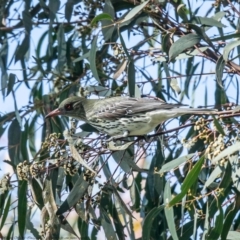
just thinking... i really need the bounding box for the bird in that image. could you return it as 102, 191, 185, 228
45, 96, 217, 139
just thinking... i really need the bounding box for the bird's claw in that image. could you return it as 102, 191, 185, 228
106, 131, 129, 142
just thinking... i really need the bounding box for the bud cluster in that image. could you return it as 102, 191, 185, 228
63, 158, 78, 176
16, 160, 30, 181
16, 160, 44, 180
41, 133, 61, 151
112, 44, 126, 61
206, 134, 225, 162
0, 174, 11, 193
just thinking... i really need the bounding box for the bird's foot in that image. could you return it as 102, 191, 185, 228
106, 131, 129, 142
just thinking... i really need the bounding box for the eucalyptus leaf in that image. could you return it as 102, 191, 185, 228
164, 181, 178, 240
212, 142, 240, 164
157, 153, 195, 174
120, 1, 149, 26
223, 40, 240, 61
169, 34, 201, 61
90, 36, 100, 83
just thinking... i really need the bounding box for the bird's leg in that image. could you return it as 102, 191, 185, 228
107, 131, 129, 142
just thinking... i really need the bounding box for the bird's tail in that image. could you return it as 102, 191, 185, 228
175, 108, 218, 115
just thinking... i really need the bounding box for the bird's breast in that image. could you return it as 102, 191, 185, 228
88, 115, 156, 136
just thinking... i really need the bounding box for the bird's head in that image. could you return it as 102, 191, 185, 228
45, 96, 87, 120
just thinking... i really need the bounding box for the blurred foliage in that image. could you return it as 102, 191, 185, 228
1, 0, 240, 239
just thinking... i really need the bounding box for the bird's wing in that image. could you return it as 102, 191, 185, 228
86, 97, 183, 120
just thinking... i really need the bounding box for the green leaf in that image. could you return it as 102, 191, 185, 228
119, 32, 130, 59
56, 24, 66, 73
48, 25, 53, 56
56, 174, 89, 215
157, 153, 195, 174
142, 205, 165, 240
89, 35, 100, 83
20, 121, 29, 160
177, 4, 188, 22
111, 148, 144, 173
229, 155, 240, 191
32, 56, 46, 77
164, 182, 178, 240
128, 61, 135, 97
221, 193, 240, 239
169, 155, 205, 207
211, 33, 240, 42
113, 60, 127, 79
100, 208, 118, 240
86, 85, 112, 96
26, 206, 41, 239
104, 0, 114, 18
8, 119, 22, 165
73, 52, 90, 63
15, 36, 30, 63
216, 55, 225, 88
22, 10, 33, 33
169, 34, 201, 61
6, 73, 16, 96
208, 202, 223, 239
18, 181, 28, 238
101, 0, 115, 41
91, 13, 113, 27
161, 32, 172, 54
203, 165, 222, 191
213, 115, 225, 135
175, 47, 208, 60
212, 141, 240, 164
223, 40, 240, 61
130, 174, 141, 210
65, 0, 74, 22
202, 203, 209, 239
191, 16, 225, 27
0, 194, 11, 230
188, 23, 215, 49
49, 0, 60, 16
12, 91, 22, 129
209, 163, 232, 217
0, 39, 8, 96
102, 19, 115, 41
120, 0, 149, 27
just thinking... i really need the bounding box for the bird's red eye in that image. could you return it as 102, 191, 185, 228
64, 103, 73, 111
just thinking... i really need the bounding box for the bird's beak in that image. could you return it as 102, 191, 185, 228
45, 108, 62, 119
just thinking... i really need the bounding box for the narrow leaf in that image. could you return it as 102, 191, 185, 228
169, 155, 205, 207
91, 13, 113, 27
213, 116, 225, 135
164, 182, 178, 240
120, 1, 149, 26
157, 153, 195, 174
18, 181, 28, 238
192, 16, 225, 27
100, 208, 118, 240
223, 40, 240, 61
128, 61, 135, 97
169, 34, 201, 61
56, 174, 89, 215
89, 36, 100, 83
0, 194, 11, 230
212, 142, 240, 164
216, 55, 225, 88
142, 206, 165, 240
113, 60, 127, 79
7, 73, 16, 96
